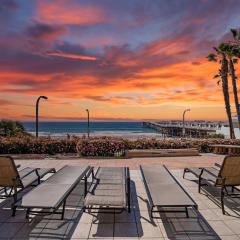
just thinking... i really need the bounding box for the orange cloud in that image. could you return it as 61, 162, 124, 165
37, 1, 108, 25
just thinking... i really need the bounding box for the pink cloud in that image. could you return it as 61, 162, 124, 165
46, 51, 97, 61
37, 1, 108, 25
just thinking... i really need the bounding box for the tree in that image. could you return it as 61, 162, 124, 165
207, 48, 235, 139
217, 42, 240, 130
0, 120, 28, 137
229, 29, 240, 129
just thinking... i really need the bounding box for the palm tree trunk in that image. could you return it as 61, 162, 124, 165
221, 54, 235, 139
229, 59, 240, 129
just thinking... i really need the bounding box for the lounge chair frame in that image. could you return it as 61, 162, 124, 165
140, 165, 198, 218
84, 167, 131, 214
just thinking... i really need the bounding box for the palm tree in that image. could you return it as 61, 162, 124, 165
208, 48, 235, 139
217, 41, 240, 130
229, 29, 240, 129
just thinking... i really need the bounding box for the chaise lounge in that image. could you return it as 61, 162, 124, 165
140, 165, 197, 218
183, 155, 240, 214
84, 167, 131, 213
15, 165, 91, 219
0, 156, 56, 215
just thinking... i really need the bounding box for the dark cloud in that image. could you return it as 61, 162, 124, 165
26, 22, 66, 40
0, 0, 18, 12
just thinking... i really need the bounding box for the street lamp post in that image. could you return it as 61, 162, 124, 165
36, 96, 48, 138
86, 109, 90, 138
182, 108, 190, 138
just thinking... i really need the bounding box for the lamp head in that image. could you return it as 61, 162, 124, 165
40, 96, 48, 100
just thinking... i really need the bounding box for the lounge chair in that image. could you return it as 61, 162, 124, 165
0, 156, 56, 215
15, 165, 92, 219
184, 155, 240, 214
84, 167, 131, 213
140, 165, 197, 218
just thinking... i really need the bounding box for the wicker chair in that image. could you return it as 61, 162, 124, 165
198, 155, 240, 214
0, 156, 55, 216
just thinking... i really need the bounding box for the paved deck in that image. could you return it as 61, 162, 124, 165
0, 154, 239, 239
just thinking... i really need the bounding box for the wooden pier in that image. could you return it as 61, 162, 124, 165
143, 121, 221, 138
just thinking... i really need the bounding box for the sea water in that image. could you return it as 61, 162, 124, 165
22, 121, 160, 138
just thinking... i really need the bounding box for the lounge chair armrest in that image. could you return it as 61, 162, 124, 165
214, 163, 221, 169
215, 177, 226, 186
17, 168, 39, 180
202, 168, 218, 178
85, 167, 94, 179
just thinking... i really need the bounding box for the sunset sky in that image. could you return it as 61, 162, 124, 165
1, 0, 240, 121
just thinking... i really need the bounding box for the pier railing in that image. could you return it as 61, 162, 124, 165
142, 121, 223, 137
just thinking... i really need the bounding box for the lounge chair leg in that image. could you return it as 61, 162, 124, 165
185, 207, 189, 218
61, 200, 66, 220
127, 176, 131, 213
26, 208, 30, 219
12, 206, 16, 217
198, 179, 201, 193
150, 206, 154, 218
84, 176, 88, 197
183, 169, 187, 178
221, 187, 225, 215
198, 169, 204, 193
12, 191, 18, 217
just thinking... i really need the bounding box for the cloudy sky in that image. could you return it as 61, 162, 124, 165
1, 0, 240, 121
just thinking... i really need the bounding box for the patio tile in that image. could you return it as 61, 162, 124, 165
0, 222, 25, 238
89, 223, 114, 239
114, 223, 138, 238
224, 220, 240, 234
219, 236, 240, 240
115, 211, 135, 223
199, 209, 219, 221
93, 213, 114, 224
158, 219, 188, 239
207, 221, 234, 236
14, 221, 47, 239
75, 211, 93, 224
134, 210, 153, 223
66, 222, 91, 239
38, 220, 71, 239
137, 222, 163, 238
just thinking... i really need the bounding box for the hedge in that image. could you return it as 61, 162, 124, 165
1, 136, 240, 156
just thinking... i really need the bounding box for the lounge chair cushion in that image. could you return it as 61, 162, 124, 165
18, 166, 90, 209
85, 195, 125, 207
141, 165, 196, 208
84, 167, 127, 209
149, 183, 196, 207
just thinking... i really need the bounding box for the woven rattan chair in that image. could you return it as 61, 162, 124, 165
198, 155, 240, 214
0, 156, 55, 216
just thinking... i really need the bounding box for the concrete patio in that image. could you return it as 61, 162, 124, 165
0, 154, 240, 239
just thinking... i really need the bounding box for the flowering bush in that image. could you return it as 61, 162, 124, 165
0, 136, 76, 154
77, 137, 125, 157
1, 136, 240, 156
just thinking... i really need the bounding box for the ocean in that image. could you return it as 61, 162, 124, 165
22, 121, 160, 138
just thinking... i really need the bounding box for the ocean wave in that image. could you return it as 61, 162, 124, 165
29, 131, 162, 138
